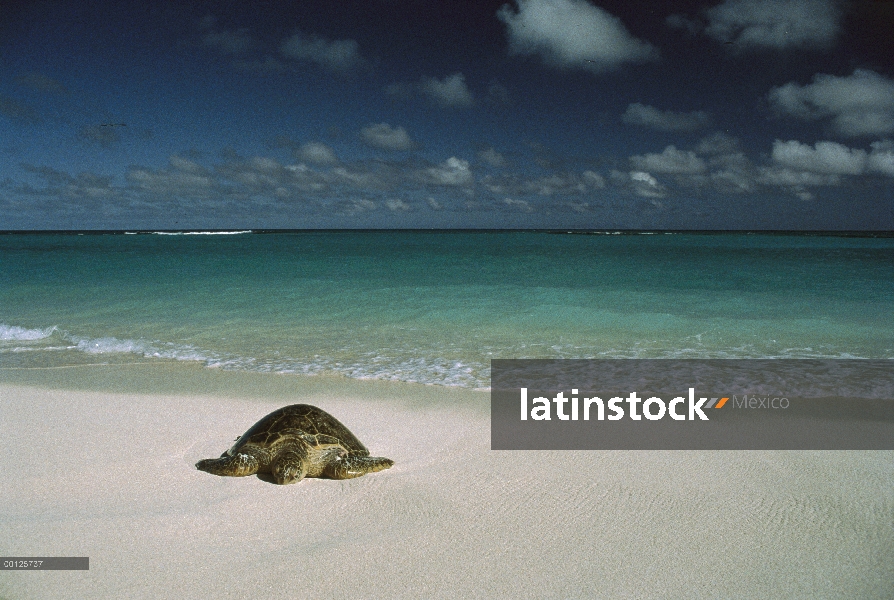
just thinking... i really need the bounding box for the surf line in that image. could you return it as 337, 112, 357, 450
519, 387, 713, 421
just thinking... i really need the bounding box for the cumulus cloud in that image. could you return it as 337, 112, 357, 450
387, 73, 475, 108
704, 0, 841, 50
768, 70, 894, 137
771, 140, 867, 175
707, 153, 756, 193
297, 142, 339, 166
20, 164, 117, 199
868, 140, 894, 177
503, 197, 533, 212
360, 123, 417, 151
482, 170, 605, 196
422, 157, 474, 186
333, 198, 377, 216
497, 0, 656, 72
419, 73, 474, 107
280, 31, 363, 72
629, 171, 665, 197
610, 170, 666, 198
127, 157, 216, 199
768, 138, 894, 179
695, 132, 741, 156
630, 145, 707, 174
385, 198, 411, 211
477, 147, 507, 168
623, 103, 711, 132
757, 167, 837, 186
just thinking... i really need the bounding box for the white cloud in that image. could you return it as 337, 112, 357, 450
582, 170, 605, 188
768, 70, 894, 137
419, 73, 474, 108
482, 170, 605, 196
385, 198, 410, 211
169, 155, 208, 175
280, 32, 363, 72
333, 198, 377, 216
706, 152, 756, 193
477, 147, 507, 167
128, 158, 216, 199
771, 140, 867, 175
757, 167, 839, 188
22, 165, 117, 199
695, 132, 741, 155
629, 171, 665, 197
360, 123, 417, 151
622, 103, 711, 132
868, 140, 894, 177
423, 157, 473, 186
503, 197, 533, 212
631, 145, 707, 174
497, 0, 656, 72
611, 170, 666, 198
704, 0, 840, 50
297, 142, 339, 166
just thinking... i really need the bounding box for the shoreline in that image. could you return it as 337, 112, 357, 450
1, 365, 892, 598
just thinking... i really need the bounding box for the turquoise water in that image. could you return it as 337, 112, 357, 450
1, 231, 892, 388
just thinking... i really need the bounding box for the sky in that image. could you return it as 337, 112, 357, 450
1, 0, 893, 230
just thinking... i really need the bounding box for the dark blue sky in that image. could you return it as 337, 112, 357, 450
1, 0, 893, 229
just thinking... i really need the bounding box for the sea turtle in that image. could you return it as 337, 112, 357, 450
195, 404, 393, 485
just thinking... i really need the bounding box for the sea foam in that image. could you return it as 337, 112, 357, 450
0, 324, 57, 341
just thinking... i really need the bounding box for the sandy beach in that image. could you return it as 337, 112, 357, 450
1, 364, 892, 599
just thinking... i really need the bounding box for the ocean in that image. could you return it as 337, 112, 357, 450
1, 230, 892, 389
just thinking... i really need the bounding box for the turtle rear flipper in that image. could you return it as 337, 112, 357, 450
325, 456, 394, 480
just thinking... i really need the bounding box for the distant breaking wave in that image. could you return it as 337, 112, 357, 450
146, 230, 253, 236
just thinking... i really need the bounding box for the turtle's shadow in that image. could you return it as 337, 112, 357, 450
255, 472, 278, 484
253, 472, 337, 485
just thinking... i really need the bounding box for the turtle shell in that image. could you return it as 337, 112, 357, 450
228, 404, 370, 457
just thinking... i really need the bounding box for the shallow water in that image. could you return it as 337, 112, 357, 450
2, 231, 892, 388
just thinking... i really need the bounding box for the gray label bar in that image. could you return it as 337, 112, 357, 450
491, 359, 894, 450
1, 557, 89, 570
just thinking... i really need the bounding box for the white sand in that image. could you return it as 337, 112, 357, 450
1, 372, 892, 599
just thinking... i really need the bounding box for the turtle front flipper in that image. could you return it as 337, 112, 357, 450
325, 456, 394, 480
272, 450, 308, 485
196, 451, 260, 477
